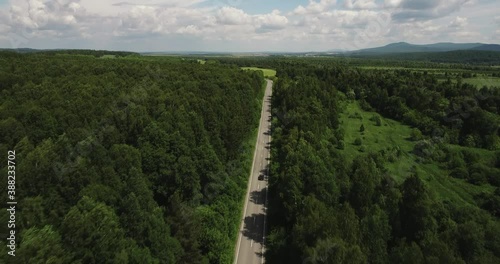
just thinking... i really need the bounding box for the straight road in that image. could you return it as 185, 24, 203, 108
234, 79, 272, 264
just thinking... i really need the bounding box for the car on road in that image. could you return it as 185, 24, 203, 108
258, 174, 264, 181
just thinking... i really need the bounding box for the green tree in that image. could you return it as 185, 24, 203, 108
410, 128, 423, 141
361, 206, 391, 264
390, 241, 425, 264
17, 225, 70, 264
399, 174, 436, 242
61, 196, 127, 263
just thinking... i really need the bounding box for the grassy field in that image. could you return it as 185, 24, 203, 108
358, 65, 500, 89
463, 77, 500, 88
339, 99, 414, 172
100, 55, 117, 59
339, 99, 494, 205
241, 67, 277, 77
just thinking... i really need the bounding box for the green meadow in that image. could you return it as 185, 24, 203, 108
463, 77, 500, 88
339, 99, 495, 205
241, 67, 277, 77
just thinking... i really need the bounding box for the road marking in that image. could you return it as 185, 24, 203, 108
251, 240, 253, 248
258, 184, 260, 189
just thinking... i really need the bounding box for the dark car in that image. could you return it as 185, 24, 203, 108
258, 174, 264, 181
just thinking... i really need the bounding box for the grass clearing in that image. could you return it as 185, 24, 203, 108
463, 77, 500, 88
241, 67, 277, 77
339, 100, 414, 170
339, 99, 494, 205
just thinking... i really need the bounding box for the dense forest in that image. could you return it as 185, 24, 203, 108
263, 59, 500, 263
0, 52, 266, 263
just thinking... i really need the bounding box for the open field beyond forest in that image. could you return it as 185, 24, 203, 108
241, 67, 277, 78
463, 77, 500, 88
357, 65, 500, 89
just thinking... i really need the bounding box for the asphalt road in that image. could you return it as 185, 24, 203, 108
234, 79, 272, 264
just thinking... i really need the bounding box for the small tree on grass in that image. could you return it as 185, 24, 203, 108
370, 115, 382, 126
354, 137, 362, 146
360, 124, 365, 132
337, 140, 345, 150
410, 128, 423, 141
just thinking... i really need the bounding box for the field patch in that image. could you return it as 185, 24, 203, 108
100, 55, 116, 59
463, 77, 500, 88
241, 67, 276, 77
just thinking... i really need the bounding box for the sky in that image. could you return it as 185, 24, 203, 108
0, 0, 498, 52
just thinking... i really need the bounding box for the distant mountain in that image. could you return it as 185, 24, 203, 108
349, 42, 492, 54
470, 44, 500, 52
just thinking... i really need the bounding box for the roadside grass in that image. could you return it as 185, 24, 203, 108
339, 100, 494, 205
241, 67, 277, 78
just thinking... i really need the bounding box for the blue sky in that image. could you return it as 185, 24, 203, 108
0, 0, 498, 52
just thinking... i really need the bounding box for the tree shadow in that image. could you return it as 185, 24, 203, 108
260, 165, 269, 176
250, 188, 267, 205
243, 213, 265, 244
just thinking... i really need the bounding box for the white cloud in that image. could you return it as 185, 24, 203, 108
0, 0, 496, 51
216, 7, 251, 25
255, 10, 288, 30
345, 0, 377, 9
292, 0, 337, 15
449, 16, 467, 28
384, 0, 402, 8
176, 25, 202, 35
392, 0, 471, 22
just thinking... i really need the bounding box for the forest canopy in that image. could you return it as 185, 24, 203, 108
0, 52, 266, 263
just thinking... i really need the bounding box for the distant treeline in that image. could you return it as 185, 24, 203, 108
351, 50, 500, 65
0, 49, 139, 57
